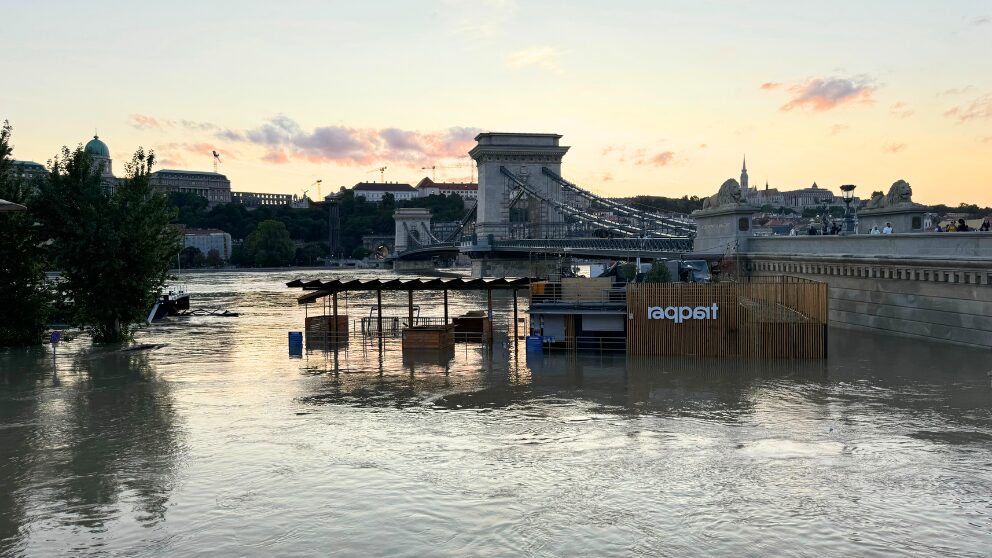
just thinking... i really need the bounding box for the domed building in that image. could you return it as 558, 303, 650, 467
84, 134, 114, 178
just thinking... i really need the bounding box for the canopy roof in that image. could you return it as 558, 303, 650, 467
287, 276, 532, 305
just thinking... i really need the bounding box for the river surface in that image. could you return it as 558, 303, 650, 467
1, 270, 991, 557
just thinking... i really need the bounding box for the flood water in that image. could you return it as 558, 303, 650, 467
1, 270, 991, 557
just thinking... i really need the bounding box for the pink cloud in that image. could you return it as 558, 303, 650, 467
152, 142, 235, 168
944, 94, 992, 122
829, 124, 850, 135
890, 102, 914, 119
636, 151, 675, 167
759, 82, 781, 90
882, 142, 907, 153
980, 136, 992, 144
222, 116, 483, 167
128, 113, 217, 132
262, 150, 290, 164
129, 114, 164, 130
601, 172, 613, 182
774, 77, 876, 112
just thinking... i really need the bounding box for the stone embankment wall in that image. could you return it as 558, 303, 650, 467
744, 233, 992, 349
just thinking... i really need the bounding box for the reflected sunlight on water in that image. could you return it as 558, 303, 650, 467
2, 270, 991, 557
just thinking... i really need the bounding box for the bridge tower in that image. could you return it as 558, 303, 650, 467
393, 208, 433, 254
469, 133, 570, 240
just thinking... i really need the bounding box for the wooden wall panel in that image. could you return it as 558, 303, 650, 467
626, 278, 827, 359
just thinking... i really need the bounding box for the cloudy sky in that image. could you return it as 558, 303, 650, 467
3, 0, 991, 203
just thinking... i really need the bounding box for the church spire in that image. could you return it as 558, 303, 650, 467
740, 154, 749, 192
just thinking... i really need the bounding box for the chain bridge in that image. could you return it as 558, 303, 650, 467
390, 133, 696, 274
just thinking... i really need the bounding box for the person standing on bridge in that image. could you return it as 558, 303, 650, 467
957, 218, 970, 232
980, 218, 991, 232
882, 222, 894, 234
870, 225, 881, 235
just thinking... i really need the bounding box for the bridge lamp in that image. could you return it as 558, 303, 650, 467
840, 184, 856, 234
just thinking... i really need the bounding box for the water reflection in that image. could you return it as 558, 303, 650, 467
2, 271, 991, 556
0, 347, 184, 556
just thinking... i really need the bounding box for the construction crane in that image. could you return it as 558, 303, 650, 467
368, 166, 387, 182
311, 179, 322, 199
212, 150, 221, 173
422, 161, 475, 183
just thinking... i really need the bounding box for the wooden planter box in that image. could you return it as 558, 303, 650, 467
452, 312, 492, 339
306, 314, 349, 349
402, 324, 455, 350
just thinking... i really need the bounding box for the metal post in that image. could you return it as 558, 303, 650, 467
443, 290, 449, 325
407, 290, 414, 328
332, 292, 339, 342
513, 288, 519, 341
376, 289, 383, 346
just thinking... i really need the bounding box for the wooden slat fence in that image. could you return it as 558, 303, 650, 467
626, 277, 827, 358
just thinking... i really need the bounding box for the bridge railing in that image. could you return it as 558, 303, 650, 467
490, 237, 694, 254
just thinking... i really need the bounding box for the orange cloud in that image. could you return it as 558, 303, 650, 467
759, 82, 781, 90
829, 124, 850, 135
774, 77, 876, 112
882, 142, 907, 153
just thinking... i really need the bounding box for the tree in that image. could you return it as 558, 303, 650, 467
241, 220, 295, 267
294, 242, 328, 266
644, 262, 673, 283
36, 146, 180, 343
206, 248, 223, 268
179, 246, 205, 268
617, 262, 638, 282
0, 121, 52, 346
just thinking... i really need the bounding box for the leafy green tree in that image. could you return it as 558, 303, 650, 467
206, 248, 223, 268
179, 246, 205, 268
0, 121, 53, 346
617, 262, 638, 282
36, 146, 180, 343
241, 220, 295, 267
295, 242, 328, 266
644, 262, 672, 283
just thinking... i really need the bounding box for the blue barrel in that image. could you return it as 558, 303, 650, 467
525, 335, 544, 352
288, 331, 304, 354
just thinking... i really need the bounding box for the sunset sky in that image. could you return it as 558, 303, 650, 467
3, 0, 991, 204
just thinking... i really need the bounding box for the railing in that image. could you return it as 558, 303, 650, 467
534, 335, 628, 353
359, 316, 447, 335
530, 284, 628, 304
541, 167, 696, 235
492, 237, 694, 254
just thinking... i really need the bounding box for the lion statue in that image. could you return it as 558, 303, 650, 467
865, 179, 914, 210
700, 179, 743, 210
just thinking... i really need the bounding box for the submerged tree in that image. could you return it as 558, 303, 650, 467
241, 219, 295, 267
0, 120, 52, 346
37, 146, 179, 343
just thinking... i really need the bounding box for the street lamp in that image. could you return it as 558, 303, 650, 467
840, 184, 856, 234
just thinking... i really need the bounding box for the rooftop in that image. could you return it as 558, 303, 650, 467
415, 177, 477, 191
353, 182, 414, 192
153, 169, 228, 178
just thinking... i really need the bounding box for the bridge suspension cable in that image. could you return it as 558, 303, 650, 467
498, 166, 689, 238
540, 167, 696, 235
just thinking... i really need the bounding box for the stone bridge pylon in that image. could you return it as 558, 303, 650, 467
469, 133, 570, 239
